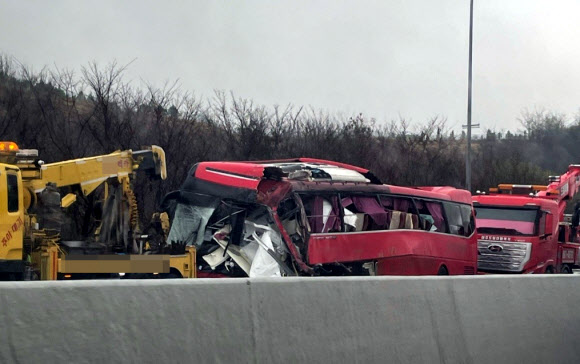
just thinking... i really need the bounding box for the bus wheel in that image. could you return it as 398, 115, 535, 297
437, 266, 449, 276
561, 265, 572, 274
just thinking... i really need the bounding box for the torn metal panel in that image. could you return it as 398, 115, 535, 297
256, 179, 292, 207
272, 212, 312, 274
199, 215, 292, 277
214, 237, 252, 275
249, 231, 281, 277
240, 241, 259, 263
244, 220, 286, 277
202, 246, 228, 270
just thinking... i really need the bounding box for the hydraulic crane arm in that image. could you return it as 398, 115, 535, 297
0, 142, 196, 279
24, 146, 166, 196
537, 164, 580, 219
481, 165, 580, 224
15, 145, 167, 252
538, 165, 580, 201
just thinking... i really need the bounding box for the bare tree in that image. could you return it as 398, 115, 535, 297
81, 60, 132, 151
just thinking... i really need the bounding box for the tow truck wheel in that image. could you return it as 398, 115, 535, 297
561, 265, 572, 274
545, 266, 555, 274
437, 266, 449, 276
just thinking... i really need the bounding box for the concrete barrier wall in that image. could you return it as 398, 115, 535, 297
1, 275, 580, 363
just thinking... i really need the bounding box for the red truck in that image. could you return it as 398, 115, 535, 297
473, 165, 580, 274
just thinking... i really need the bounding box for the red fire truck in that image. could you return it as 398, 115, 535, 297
164, 158, 477, 277
473, 165, 580, 274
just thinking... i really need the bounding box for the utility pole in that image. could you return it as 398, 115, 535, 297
464, 0, 478, 192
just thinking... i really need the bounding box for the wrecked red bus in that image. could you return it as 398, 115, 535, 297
164, 158, 477, 277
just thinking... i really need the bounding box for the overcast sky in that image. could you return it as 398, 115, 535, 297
2, 0, 579, 133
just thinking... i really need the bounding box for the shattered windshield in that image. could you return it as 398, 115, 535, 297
167, 202, 218, 247
475, 207, 538, 236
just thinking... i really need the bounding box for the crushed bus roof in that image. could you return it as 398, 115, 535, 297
192, 159, 381, 187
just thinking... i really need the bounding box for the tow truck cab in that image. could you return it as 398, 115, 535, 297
0, 142, 26, 278
473, 195, 558, 274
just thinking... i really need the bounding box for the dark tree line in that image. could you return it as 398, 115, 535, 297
2, 55, 580, 222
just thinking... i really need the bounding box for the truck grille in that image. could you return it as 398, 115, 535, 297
477, 240, 532, 273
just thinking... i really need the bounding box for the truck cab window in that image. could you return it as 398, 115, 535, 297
7, 174, 18, 213
538, 212, 546, 236
475, 207, 537, 236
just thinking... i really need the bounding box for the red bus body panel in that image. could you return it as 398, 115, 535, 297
194, 162, 265, 189
308, 230, 476, 275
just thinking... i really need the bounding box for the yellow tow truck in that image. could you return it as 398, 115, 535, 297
0, 141, 195, 280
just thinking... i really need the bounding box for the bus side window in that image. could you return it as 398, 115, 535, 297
342, 195, 390, 231
7, 173, 19, 213
414, 198, 433, 231
443, 202, 462, 235
413, 199, 447, 233
278, 196, 309, 251
460, 204, 475, 237
444, 202, 474, 237
379, 195, 416, 230
300, 194, 341, 233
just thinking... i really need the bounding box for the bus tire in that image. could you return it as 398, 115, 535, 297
437, 266, 449, 276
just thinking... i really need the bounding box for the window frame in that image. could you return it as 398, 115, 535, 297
295, 190, 475, 237
6, 172, 19, 213
474, 205, 540, 237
